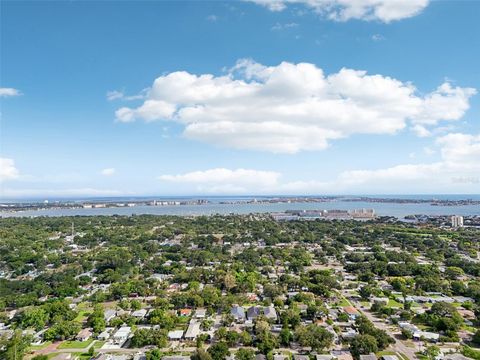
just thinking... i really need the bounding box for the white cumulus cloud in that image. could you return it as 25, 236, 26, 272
0, 88, 21, 97
101, 168, 116, 176
159, 168, 281, 193
0, 158, 20, 181
247, 0, 430, 22
114, 59, 476, 154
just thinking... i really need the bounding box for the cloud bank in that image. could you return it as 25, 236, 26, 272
247, 0, 430, 22
159, 168, 280, 194
115, 59, 475, 154
158, 133, 480, 194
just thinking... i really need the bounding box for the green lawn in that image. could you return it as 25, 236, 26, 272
28, 341, 52, 351
377, 350, 397, 356
74, 310, 92, 322
415, 352, 428, 360
93, 341, 105, 349
74, 352, 94, 360
76, 302, 91, 310
387, 299, 403, 308
57, 339, 93, 349
337, 297, 351, 307
377, 351, 409, 360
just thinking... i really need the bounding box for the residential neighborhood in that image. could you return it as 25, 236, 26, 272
0, 214, 479, 360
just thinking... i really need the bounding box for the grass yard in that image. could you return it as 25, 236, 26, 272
377, 351, 409, 360
387, 298, 403, 308
57, 338, 94, 349
28, 341, 52, 351
337, 297, 351, 307
74, 310, 92, 322
75, 352, 95, 360
93, 340, 105, 349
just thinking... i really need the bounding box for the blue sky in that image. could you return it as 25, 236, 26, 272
1, 0, 479, 198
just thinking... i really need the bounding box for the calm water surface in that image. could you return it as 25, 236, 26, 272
1, 198, 479, 218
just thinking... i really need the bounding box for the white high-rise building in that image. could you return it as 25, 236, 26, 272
451, 215, 464, 228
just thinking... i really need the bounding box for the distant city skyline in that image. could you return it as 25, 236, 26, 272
1, 0, 479, 198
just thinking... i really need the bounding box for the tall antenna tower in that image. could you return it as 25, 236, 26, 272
71, 221, 74, 238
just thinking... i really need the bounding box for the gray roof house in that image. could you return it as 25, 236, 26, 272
247, 306, 262, 320
104, 309, 116, 322
359, 355, 377, 360
264, 306, 277, 321
231, 305, 246, 322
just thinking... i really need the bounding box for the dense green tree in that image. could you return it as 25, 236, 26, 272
192, 349, 213, 360
235, 348, 255, 360
0, 330, 32, 360
294, 324, 333, 352
207, 341, 230, 360
349, 334, 378, 359
20, 307, 49, 330
131, 328, 168, 348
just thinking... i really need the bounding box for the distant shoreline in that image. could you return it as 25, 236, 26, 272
1, 195, 480, 218
1, 195, 480, 213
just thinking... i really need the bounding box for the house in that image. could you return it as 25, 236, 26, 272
184, 320, 201, 340
132, 309, 148, 319
107, 356, 130, 360
271, 324, 283, 333
413, 331, 439, 342
97, 330, 110, 341
359, 355, 377, 360
273, 355, 288, 360
264, 306, 278, 321
381, 356, 399, 360
372, 297, 389, 306
162, 357, 190, 360
398, 322, 419, 334
113, 326, 131, 345
444, 355, 471, 360
343, 306, 360, 320
297, 304, 308, 313
168, 330, 184, 341
116, 309, 130, 317
51, 355, 72, 360
76, 328, 92, 341
294, 355, 309, 360
316, 356, 334, 360
336, 354, 354, 360
231, 305, 246, 322
134, 353, 147, 360
179, 308, 192, 317
247, 306, 262, 320
195, 308, 207, 319
340, 328, 357, 339
256, 355, 266, 360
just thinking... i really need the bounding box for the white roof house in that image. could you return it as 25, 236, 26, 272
195, 308, 207, 318
168, 330, 184, 340
97, 330, 110, 340
132, 309, 148, 319
104, 309, 116, 322
413, 331, 440, 342
184, 320, 201, 340
113, 326, 131, 345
